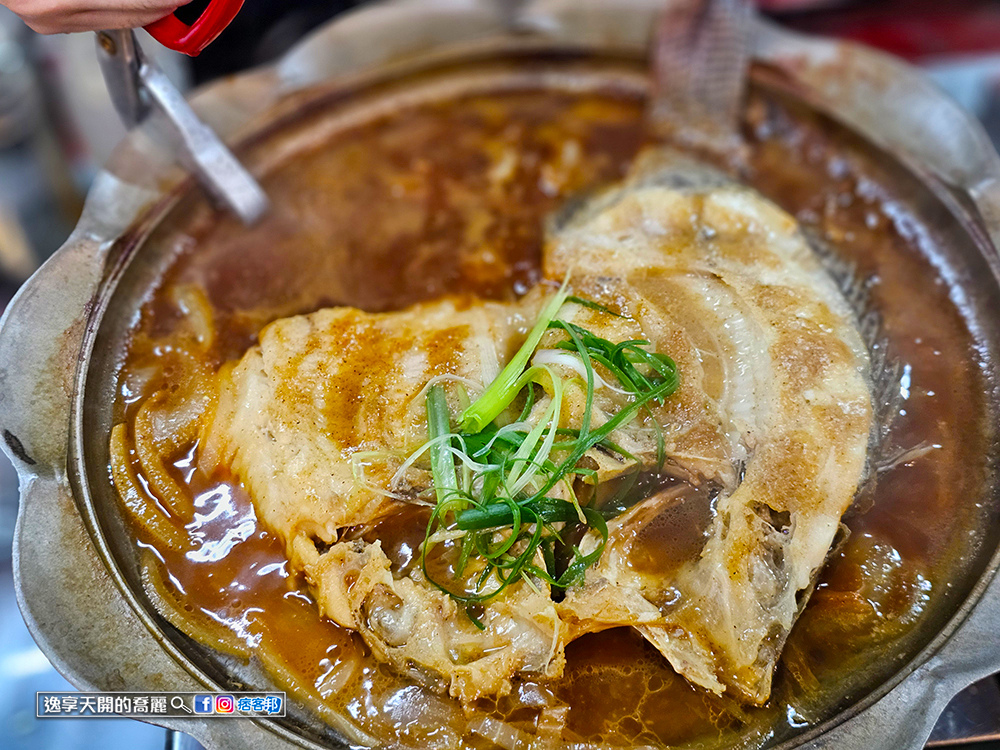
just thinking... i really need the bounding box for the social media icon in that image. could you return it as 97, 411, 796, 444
215, 695, 235, 714
193, 695, 215, 714
263, 695, 283, 715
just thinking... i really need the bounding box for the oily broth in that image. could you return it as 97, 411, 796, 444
112, 87, 989, 748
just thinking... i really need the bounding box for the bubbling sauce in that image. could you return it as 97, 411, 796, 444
112, 84, 989, 748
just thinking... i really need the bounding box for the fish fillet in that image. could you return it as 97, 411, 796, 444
201, 297, 538, 560
553, 155, 872, 703
199, 155, 871, 705
200, 295, 568, 700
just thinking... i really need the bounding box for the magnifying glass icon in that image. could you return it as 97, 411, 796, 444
171, 696, 193, 714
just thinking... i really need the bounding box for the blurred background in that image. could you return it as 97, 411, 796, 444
0, 0, 999, 748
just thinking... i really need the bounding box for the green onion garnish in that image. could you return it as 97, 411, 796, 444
459, 282, 570, 433
411, 288, 679, 618
426, 384, 459, 504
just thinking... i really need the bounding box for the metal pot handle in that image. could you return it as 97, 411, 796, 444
750, 26, 1000, 749
1, 171, 296, 749
0, 172, 152, 477
799, 559, 1000, 749
0, 170, 161, 689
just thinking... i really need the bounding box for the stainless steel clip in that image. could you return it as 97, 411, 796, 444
95, 29, 269, 225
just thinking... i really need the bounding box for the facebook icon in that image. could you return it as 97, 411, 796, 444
193, 695, 215, 714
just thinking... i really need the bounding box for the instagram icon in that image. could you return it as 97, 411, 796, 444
215, 695, 235, 714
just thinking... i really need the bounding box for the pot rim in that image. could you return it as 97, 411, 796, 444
4, 2, 1000, 749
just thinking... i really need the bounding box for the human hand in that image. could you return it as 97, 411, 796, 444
1, 0, 183, 34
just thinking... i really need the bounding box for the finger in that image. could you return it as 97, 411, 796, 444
12, 2, 182, 35
26, 13, 172, 34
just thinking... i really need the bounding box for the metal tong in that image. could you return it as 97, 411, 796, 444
95, 21, 268, 225
648, 0, 754, 164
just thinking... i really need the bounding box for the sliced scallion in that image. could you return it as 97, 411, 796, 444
412, 287, 679, 616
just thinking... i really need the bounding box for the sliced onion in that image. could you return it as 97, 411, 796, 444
314, 648, 361, 698
535, 705, 569, 746
469, 715, 533, 750
391, 434, 494, 489
532, 349, 630, 394
170, 283, 215, 349
379, 685, 464, 750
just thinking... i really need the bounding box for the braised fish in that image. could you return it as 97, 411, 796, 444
200, 295, 572, 700
553, 155, 872, 703
199, 153, 871, 705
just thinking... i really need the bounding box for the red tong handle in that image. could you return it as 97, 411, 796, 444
145, 0, 245, 56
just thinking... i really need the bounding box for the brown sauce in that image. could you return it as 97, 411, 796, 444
113, 84, 990, 748
622, 483, 717, 579
356, 506, 431, 578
